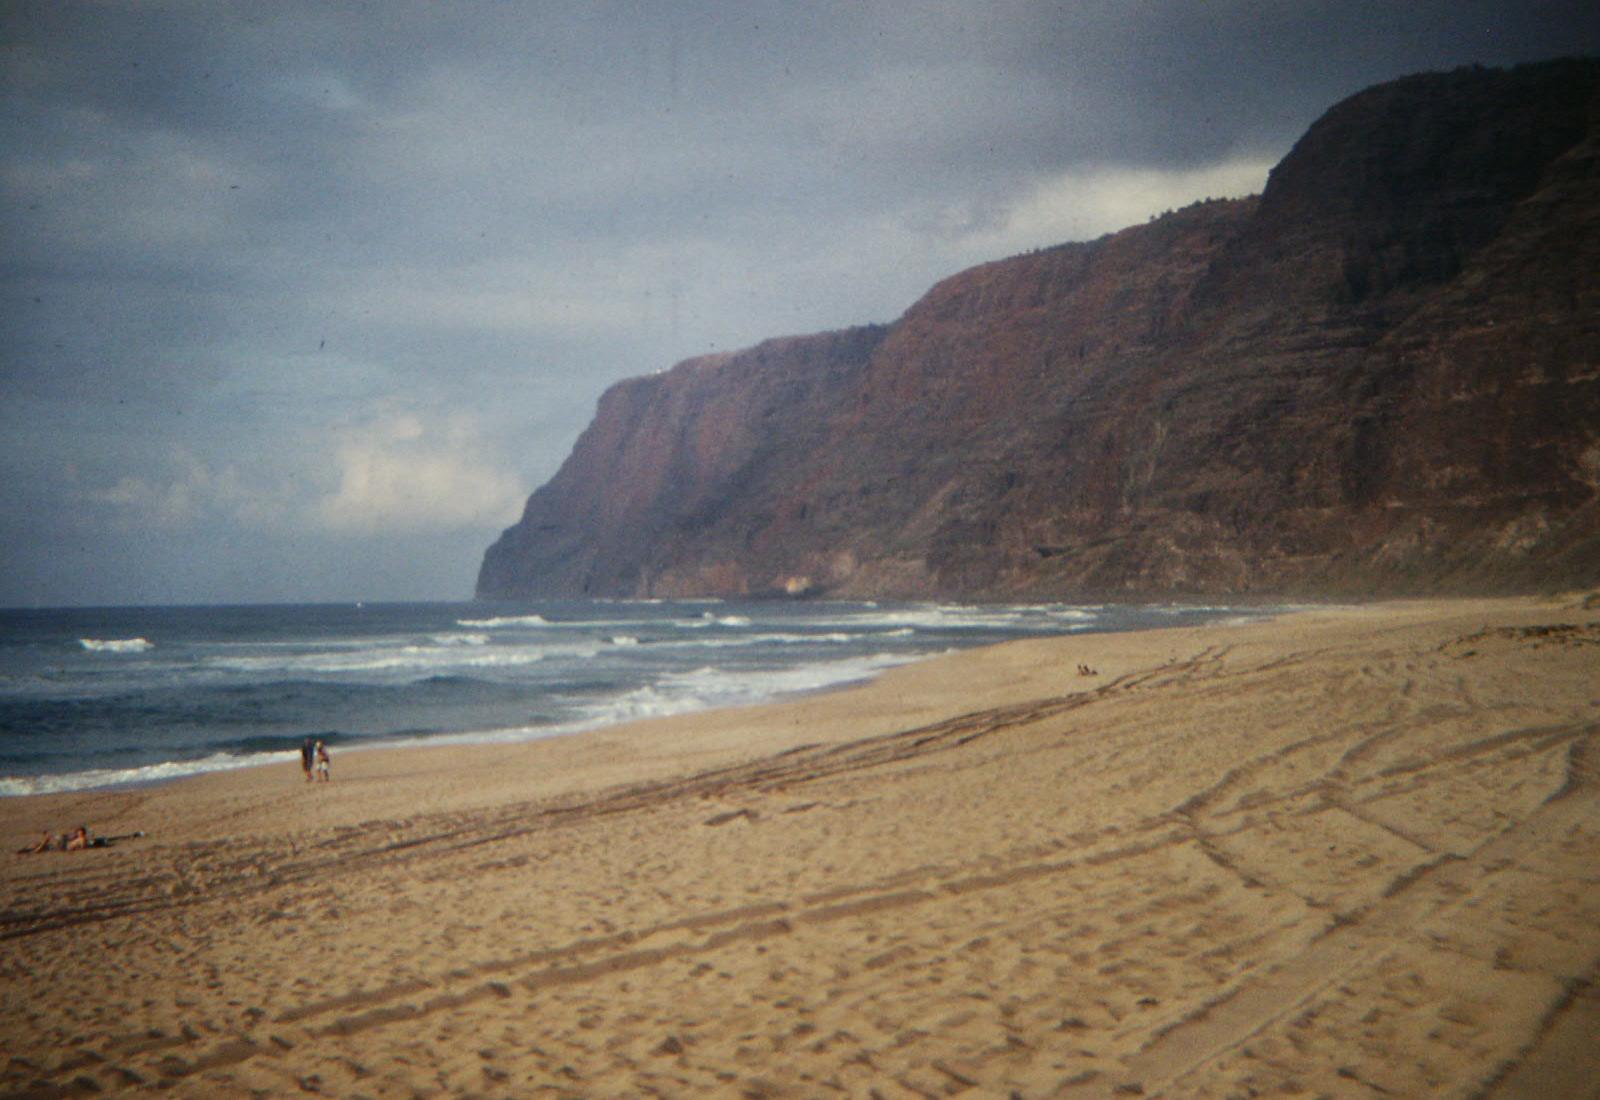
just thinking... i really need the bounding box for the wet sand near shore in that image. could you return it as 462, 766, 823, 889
2, 597, 1597, 1098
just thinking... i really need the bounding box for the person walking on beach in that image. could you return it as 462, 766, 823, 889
315, 739, 331, 782
301, 736, 316, 783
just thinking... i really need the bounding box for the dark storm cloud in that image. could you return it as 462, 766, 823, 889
2, 0, 1596, 605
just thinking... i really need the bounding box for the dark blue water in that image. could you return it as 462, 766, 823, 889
0, 599, 1269, 795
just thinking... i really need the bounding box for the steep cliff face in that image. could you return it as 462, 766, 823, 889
478, 326, 889, 597
479, 59, 1600, 601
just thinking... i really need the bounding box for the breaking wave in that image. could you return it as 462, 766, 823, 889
455, 614, 550, 628
79, 637, 153, 653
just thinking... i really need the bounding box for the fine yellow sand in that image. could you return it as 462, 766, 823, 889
2, 596, 1597, 1099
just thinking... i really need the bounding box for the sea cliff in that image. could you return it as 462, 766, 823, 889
480, 59, 1600, 600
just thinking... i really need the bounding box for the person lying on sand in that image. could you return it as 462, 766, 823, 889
16, 827, 146, 854
16, 831, 55, 854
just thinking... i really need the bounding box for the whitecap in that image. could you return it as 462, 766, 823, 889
429, 632, 490, 647
803, 603, 1101, 633
79, 637, 153, 653
692, 611, 752, 627
455, 614, 550, 628
204, 641, 579, 676
651, 631, 858, 651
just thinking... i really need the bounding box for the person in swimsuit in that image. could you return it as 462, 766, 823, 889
17, 831, 54, 854
17, 827, 144, 853
315, 740, 331, 782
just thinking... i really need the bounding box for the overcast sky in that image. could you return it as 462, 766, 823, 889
3, 1, 1596, 607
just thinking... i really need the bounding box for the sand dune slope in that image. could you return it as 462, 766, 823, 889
3, 598, 1597, 1098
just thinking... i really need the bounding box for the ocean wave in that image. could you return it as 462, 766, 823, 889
0, 749, 287, 797
79, 637, 153, 653
650, 631, 857, 651
428, 632, 490, 646
455, 614, 550, 628
769, 603, 1101, 634
681, 612, 757, 629
571, 651, 914, 725
376, 650, 923, 751
0, 648, 892, 796
663, 651, 915, 704
1149, 604, 1295, 618
0, 599, 1274, 798
206, 644, 569, 675
457, 613, 670, 633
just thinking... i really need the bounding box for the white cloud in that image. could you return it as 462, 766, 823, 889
314, 409, 525, 535
967, 156, 1276, 254
715, 155, 1278, 338
79, 448, 291, 532
84, 474, 199, 528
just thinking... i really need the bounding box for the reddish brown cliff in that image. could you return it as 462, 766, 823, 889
479, 59, 1600, 601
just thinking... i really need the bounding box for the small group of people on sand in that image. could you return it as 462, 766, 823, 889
1076, 662, 1099, 676
300, 736, 331, 783
17, 825, 145, 854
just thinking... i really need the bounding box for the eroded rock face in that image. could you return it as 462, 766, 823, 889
479, 59, 1600, 601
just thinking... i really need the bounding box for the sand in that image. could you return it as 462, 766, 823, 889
2, 596, 1597, 1099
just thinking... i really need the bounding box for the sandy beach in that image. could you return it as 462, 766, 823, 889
2, 596, 1597, 1098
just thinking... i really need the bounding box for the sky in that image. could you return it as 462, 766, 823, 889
3, 2, 1597, 607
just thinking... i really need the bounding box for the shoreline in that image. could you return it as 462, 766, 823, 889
0, 600, 1313, 836
0, 600, 1291, 802
0, 641, 930, 802
4, 594, 1597, 1097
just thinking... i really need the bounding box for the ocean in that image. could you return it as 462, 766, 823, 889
0, 599, 1269, 796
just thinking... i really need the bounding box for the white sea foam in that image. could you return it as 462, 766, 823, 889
79, 637, 153, 653
360, 647, 561, 672
455, 614, 550, 628
200, 621, 876, 676
583, 651, 912, 721
429, 632, 490, 646
367, 650, 922, 756
0, 750, 290, 797
459, 613, 673, 632
651, 631, 857, 651
656, 651, 915, 704
684, 611, 754, 628
781, 604, 1100, 633
203, 640, 589, 676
